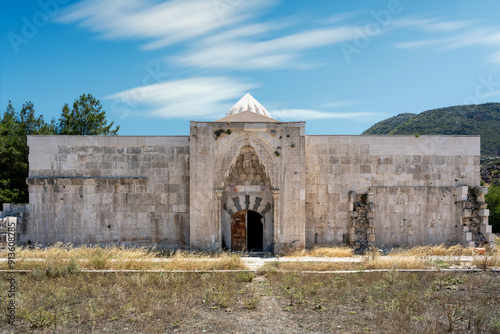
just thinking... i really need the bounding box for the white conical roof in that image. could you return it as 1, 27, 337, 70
226, 93, 271, 118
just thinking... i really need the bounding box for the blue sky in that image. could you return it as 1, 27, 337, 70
1, 0, 500, 135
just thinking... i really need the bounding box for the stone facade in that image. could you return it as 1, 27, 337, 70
26, 136, 190, 248
22, 95, 495, 252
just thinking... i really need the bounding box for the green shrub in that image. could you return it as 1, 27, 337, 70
236, 272, 254, 283
90, 246, 109, 269
485, 183, 500, 233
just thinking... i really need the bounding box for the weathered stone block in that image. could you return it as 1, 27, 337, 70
486, 234, 496, 243
479, 209, 489, 217
462, 232, 472, 242
368, 203, 375, 212
476, 186, 488, 195
480, 224, 492, 235
456, 186, 469, 201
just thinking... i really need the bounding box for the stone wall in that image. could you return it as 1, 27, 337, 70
371, 186, 460, 247
25, 130, 484, 251
305, 135, 480, 248
26, 136, 190, 247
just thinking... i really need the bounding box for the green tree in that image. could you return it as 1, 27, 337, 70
0, 101, 55, 205
485, 183, 500, 233
19, 101, 56, 135
58, 94, 119, 135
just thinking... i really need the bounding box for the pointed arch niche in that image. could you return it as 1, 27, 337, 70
219, 144, 276, 252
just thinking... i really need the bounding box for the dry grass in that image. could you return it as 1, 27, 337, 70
0, 243, 245, 271
2, 242, 498, 272
472, 255, 500, 270
260, 261, 361, 272
262, 250, 500, 272
260, 256, 428, 272
0, 242, 154, 260
13, 254, 244, 272
388, 244, 482, 256
284, 243, 499, 258
364, 255, 428, 270
284, 246, 354, 257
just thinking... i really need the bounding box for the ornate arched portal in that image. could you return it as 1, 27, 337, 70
216, 141, 278, 252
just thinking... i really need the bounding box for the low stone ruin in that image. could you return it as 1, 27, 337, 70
0, 203, 28, 245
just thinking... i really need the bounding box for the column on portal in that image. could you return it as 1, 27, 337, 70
272, 189, 280, 252
215, 188, 223, 250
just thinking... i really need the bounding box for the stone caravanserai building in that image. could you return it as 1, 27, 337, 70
15, 94, 495, 252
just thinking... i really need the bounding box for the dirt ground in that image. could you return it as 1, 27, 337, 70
1, 270, 499, 334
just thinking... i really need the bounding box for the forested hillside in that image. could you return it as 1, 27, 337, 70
362, 103, 500, 157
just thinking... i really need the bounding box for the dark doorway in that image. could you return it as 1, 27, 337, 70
247, 210, 263, 251
230, 210, 264, 251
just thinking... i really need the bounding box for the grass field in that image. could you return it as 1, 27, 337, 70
0, 270, 499, 333
0, 242, 499, 332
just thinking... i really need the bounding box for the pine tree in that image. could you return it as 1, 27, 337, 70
58, 94, 119, 135
0, 101, 55, 205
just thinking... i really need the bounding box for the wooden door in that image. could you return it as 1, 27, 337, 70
231, 210, 246, 251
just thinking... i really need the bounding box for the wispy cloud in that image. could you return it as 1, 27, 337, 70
271, 109, 379, 121
393, 17, 472, 33
60, 2, 500, 121
175, 26, 357, 70
58, 0, 275, 50
489, 51, 500, 64
442, 28, 500, 50
59, 0, 362, 71
106, 76, 258, 119
315, 11, 364, 25
394, 38, 450, 49
318, 100, 363, 109
481, 90, 500, 98
395, 28, 500, 50
392, 18, 500, 65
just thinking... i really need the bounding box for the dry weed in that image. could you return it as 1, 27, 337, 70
364, 255, 427, 270
388, 244, 478, 256
261, 261, 360, 272
1, 245, 245, 271
284, 246, 354, 258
